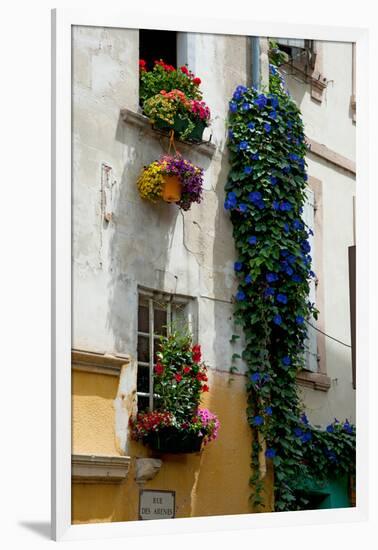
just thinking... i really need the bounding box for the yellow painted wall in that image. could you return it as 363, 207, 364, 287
72, 369, 274, 523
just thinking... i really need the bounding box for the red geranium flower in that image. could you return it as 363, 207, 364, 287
139, 59, 147, 72
183, 366, 191, 374
155, 362, 164, 375
192, 344, 201, 363
180, 65, 189, 75
193, 77, 201, 85
201, 384, 209, 392
175, 373, 183, 383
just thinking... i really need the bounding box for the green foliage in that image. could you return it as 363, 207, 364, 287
225, 65, 356, 511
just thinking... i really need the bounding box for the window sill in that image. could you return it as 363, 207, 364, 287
72, 348, 130, 376
72, 454, 131, 484
297, 370, 331, 392
120, 108, 217, 159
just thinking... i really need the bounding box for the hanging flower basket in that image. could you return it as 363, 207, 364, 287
136, 154, 204, 211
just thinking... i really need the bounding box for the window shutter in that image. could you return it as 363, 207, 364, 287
302, 188, 318, 372
348, 245, 356, 388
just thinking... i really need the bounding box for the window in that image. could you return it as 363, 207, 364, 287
139, 29, 177, 71
273, 38, 316, 72
137, 288, 195, 412
302, 187, 318, 373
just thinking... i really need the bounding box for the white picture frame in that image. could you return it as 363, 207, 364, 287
51, 8, 370, 541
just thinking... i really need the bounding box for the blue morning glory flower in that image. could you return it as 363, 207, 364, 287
277, 293, 288, 304
254, 94, 268, 110
285, 266, 294, 276
247, 122, 255, 130
265, 406, 273, 415
229, 101, 238, 113
291, 274, 302, 283
282, 165, 291, 174
289, 153, 299, 162
244, 166, 253, 175
238, 203, 248, 213
343, 420, 353, 434
273, 314, 282, 325
242, 102, 250, 110
282, 356, 291, 366
236, 290, 246, 301
250, 152, 259, 161
270, 95, 279, 109
264, 287, 275, 297
224, 191, 237, 210
256, 199, 265, 210
250, 372, 261, 383
301, 431, 312, 443
326, 424, 334, 433
266, 272, 279, 283
248, 235, 257, 245
301, 240, 311, 253
245, 274, 252, 284
292, 219, 303, 230
265, 448, 276, 459
283, 223, 290, 234
300, 413, 309, 425
264, 122, 271, 133
252, 415, 264, 426
269, 110, 277, 120
272, 200, 280, 211
294, 427, 303, 437
249, 191, 262, 202
280, 201, 292, 212
234, 261, 243, 272
238, 140, 248, 151
269, 176, 278, 185
296, 315, 305, 324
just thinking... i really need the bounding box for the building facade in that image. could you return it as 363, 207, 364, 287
71, 27, 355, 523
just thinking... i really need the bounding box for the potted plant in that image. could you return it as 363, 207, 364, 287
139, 59, 211, 143
136, 154, 204, 211
130, 327, 220, 454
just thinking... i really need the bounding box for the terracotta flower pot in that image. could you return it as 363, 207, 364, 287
162, 175, 182, 203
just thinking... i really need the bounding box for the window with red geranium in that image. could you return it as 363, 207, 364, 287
137, 288, 196, 412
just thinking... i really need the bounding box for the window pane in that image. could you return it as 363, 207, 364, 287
137, 365, 150, 393
137, 335, 150, 363
138, 304, 149, 333
154, 308, 167, 336
137, 395, 150, 413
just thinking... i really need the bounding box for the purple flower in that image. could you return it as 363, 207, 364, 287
238, 140, 248, 151
249, 191, 262, 202
234, 261, 243, 272
300, 413, 309, 425
294, 427, 303, 437
280, 201, 292, 212
292, 219, 303, 230
295, 315, 305, 324
224, 191, 237, 210
265, 406, 273, 415
250, 372, 261, 383
248, 235, 257, 245
244, 166, 253, 175
269, 110, 277, 120
254, 94, 268, 110
301, 431, 312, 443
326, 424, 334, 433
238, 203, 248, 213
264, 287, 275, 298
242, 102, 250, 110
272, 200, 280, 211
245, 274, 252, 284
282, 356, 291, 366
273, 314, 282, 325
229, 101, 238, 113
291, 274, 302, 283
247, 122, 255, 130
264, 122, 272, 133
276, 293, 288, 304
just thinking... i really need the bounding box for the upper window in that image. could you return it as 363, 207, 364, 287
273, 38, 316, 74
139, 29, 177, 72
137, 288, 195, 412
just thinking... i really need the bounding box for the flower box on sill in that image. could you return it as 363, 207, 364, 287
144, 427, 204, 454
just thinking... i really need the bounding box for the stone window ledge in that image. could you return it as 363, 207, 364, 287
72, 348, 130, 376
297, 370, 331, 392
72, 454, 131, 483
120, 108, 217, 159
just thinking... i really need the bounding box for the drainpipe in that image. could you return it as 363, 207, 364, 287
251, 36, 260, 91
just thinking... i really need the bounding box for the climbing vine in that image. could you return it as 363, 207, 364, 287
225, 63, 355, 511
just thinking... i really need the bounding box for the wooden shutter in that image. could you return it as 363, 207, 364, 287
348, 245, 356, 389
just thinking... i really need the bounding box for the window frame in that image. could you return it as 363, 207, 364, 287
137, 287, 195, 411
